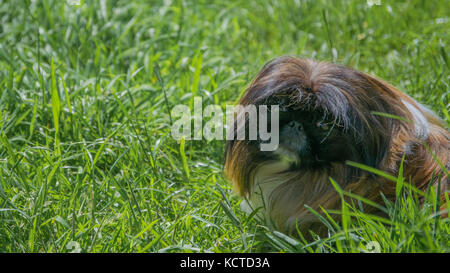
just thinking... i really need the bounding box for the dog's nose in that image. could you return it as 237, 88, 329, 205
287, 120, 303, 131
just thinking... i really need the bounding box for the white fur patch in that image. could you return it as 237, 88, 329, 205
243, 161, 292, 223
402, 99, 429, 140
273, 146, 300, 165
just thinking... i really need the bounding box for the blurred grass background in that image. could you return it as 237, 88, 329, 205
0, 0, 448, 252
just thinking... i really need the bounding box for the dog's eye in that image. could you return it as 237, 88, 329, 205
316, 122, 329, 131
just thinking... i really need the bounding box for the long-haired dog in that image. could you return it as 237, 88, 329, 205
224, 56, 449, 236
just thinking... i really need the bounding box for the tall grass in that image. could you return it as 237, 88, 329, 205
0, 0, 448, 252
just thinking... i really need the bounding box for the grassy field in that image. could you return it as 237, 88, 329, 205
0, 0, 448, 253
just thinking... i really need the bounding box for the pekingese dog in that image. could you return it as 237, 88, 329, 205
224, 56, 449, 236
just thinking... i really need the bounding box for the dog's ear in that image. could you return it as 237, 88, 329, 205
224, 139, 264, 196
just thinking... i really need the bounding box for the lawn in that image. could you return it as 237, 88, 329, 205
0, 0, 448, 253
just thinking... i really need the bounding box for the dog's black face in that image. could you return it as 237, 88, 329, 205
268, 107, 359, 169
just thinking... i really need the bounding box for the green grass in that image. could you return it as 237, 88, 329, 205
0, 0, 448, 253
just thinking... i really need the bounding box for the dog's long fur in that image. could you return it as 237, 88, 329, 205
224, 57, 449, 236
